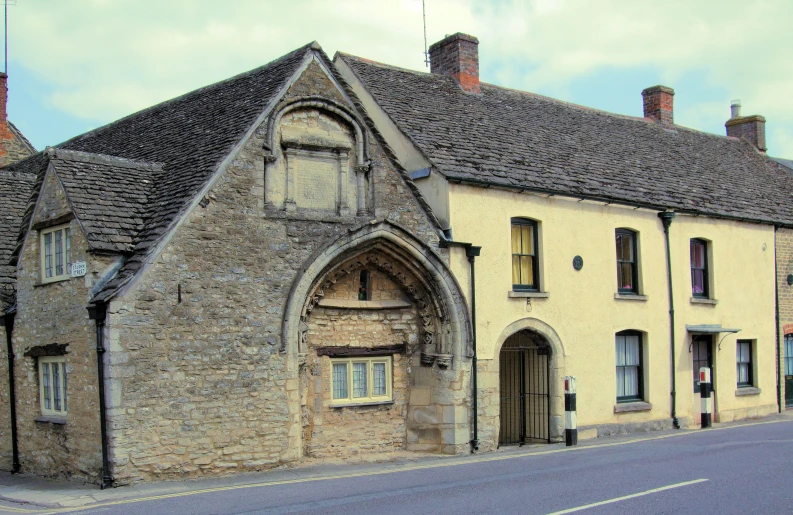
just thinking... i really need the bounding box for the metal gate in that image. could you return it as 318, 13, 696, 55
499, 331, 550, 445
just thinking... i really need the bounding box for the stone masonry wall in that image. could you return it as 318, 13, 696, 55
13, 170, 121, 481
304, 271, 417, 457
0, 323, 11, 470
104, 61, 447, 483
777, 228, 793, 409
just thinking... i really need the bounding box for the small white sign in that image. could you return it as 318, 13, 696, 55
70, 261, 87, 277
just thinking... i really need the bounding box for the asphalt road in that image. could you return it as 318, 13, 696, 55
7, 419, 793, 515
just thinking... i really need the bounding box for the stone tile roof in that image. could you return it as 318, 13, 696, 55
339, 54, 793, 225
8, 121, 36, 154
0, 163, 36, 310
6, 43, 314, 303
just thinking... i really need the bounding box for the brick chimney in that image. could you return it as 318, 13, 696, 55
725, 100, 766, 152
642, 85, 675, 126
429, 33, 480, 94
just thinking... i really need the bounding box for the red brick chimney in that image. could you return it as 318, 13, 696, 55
429, 33, 480, 94
642, 85, 675, 126
0, 72, 7, 125
725, 100, 766, 152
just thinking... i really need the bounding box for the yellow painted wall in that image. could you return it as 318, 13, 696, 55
446, 183, 777, 430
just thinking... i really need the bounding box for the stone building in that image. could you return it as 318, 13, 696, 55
1, 34, 792, 486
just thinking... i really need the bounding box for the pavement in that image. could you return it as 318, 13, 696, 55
1, 409, 791, 512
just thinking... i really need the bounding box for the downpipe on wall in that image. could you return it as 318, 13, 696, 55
87, 302, 113, 489
658, 211, 680, 429
1, 312, 20, 473
439, 239, 481, 452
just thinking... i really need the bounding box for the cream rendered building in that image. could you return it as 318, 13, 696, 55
337, 33, 789, 449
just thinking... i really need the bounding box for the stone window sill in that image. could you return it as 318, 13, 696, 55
34, 277, 72, 288
690, 297, 718, 305
35, 416, 66, 425
735, 387, 761, 396
508, 291, 550, 299
330, 400, 395, 409
614, 293, 648, 302
614, 401, 652, 413
317, 299, 411, 310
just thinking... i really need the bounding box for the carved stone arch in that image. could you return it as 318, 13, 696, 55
494, 318, 566, 368
282, 221, 472, 370
265, 96, 369, 164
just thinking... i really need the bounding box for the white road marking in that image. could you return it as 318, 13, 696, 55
546, 478, 709, 514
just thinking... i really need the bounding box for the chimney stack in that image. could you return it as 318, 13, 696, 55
0, 72, 7, 126
642, 85, 675, 126
429, 33, 480, 94
725, 100, 766, 152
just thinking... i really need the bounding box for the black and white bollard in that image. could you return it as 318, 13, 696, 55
700, 367, 712, 429
564, 376, 577, 446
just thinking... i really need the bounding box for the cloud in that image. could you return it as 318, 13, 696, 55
10, 0, 793, 154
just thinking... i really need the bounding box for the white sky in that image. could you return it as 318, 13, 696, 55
9, 0, 793, 156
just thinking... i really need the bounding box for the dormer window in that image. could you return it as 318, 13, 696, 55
40, 224, 71, 283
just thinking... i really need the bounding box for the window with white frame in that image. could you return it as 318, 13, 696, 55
39, 356, 68, 417
40, 225, 72, 282
330, 356, 392, 405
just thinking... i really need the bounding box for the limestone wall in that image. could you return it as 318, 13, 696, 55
0, 322, 11, 470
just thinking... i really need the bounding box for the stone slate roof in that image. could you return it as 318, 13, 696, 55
7, 43, 314, 303
339, 54, 793, 225
773, 157, 793, 171
8, 121, 36, 154
48, 149, 160, 254
0, 163, 36, 310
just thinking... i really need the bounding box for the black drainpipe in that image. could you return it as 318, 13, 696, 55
658, 211, 680, 429
774, 226, 782, 413
439, 239, 481, 452
1, 313, 20, 473
465, 245, 481, 451
87, 302, 112, 489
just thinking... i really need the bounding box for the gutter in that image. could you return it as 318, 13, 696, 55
87, 302, 112, 489
658, 211, 680, 429
0, 313, 20, 473
439, 239, 481, 451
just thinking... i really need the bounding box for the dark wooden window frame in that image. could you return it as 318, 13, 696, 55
511, 218, 540, 292
615, 229, 639, 294
736, 339, 753, 388
690, 238, 709, 298
615, 330, 643, 403
358, 270, 371, 301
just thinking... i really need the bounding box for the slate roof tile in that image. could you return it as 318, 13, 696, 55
340, 54, 793, 225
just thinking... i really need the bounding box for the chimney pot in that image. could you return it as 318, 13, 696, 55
641, 85, 675, 126
725, 105, 766, 152
428, 32, 480, 94
730, 99, 742, 119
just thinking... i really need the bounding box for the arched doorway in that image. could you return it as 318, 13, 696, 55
499, 330, 551, 445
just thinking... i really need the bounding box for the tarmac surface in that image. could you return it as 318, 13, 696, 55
0, 411, 791, 514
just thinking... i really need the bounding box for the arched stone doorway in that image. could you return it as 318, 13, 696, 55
281, 222, 473, 459
499, 330, 551, 445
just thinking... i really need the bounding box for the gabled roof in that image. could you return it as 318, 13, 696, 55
7, 42, 315, 302
8, 121, 36, 155
339, 54, 793, 226
0, 164, 36, 311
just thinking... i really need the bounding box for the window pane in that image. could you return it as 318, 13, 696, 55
352, 363, 367, 398
618, 262, 634, 290
624, 336, 640, 366
62, 363, 67, 411
692, 269, 706, 295
332, 363, 348, 399
737, 363, 749, 384
55, 230, 64, 276
691, 242, 705, 268
616, 367, 625, 397
623, 367, 639, 396
521, 226, 534, 255
615, 336, 626, 366
44, 233, 53, 278
511, 225, 521, 254
42, 363, 51, 410
373, 363, 386, 396
615, 234, 624, 261
512, 256, 521, 285
520, 256, 533, 286
53, 362, 61, 411
617, 233, 633, 262
65, 228, 72, 270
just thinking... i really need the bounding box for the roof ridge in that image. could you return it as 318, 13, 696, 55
47, 147, 164, 171
60, 42, 315, 149
341, 52, 745, 147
